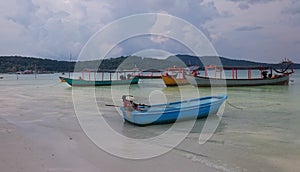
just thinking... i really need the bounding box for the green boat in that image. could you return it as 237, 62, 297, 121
59, 69, 140, 86
59, 76, 139, 86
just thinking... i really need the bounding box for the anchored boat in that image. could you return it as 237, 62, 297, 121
133, 69, 163, 79
186, 59, 294, 87
161, 67, 189, 86
60, 69, 139, 86
120, 94, 227, 126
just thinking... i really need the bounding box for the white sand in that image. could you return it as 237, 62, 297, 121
0, 115, 218, 172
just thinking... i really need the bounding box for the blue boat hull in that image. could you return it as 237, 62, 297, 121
121, 94, 227, 126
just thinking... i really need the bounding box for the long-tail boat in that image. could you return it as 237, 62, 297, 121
60, 69, 139, 86
186, 59, 294, 87
133, 69, 163, 79
161, 67, 189, 86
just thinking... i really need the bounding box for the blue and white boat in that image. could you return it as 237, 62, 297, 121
120, 94, 227, 126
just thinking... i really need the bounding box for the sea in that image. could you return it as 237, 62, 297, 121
0, 70, 299, 172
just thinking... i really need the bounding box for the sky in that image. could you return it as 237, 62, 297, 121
0, 0, 299, 63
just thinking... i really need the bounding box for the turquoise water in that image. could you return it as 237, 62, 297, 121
0, 71, 299, 171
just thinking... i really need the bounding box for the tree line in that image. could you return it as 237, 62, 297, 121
0, 55, 298, 73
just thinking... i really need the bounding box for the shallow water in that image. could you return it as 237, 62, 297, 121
0, 71, 299, 171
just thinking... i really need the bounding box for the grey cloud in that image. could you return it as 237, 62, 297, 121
294, 41, 300, 44
82, 0, 221, 57
238, 3, 250, 10
247, 0, 278, 4
2, 0, 299, 63
281, 1, 300, 15
8, 0, 39, 27
227, 0, 277, 4
109, 1, 220, 25
228, 0, 278, 10
235, 26, 263, 31
2, 0, 221, 59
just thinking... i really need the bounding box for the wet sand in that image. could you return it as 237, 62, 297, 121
0, 83, 218, 172
1, 73, 300, 172
0, 115, 218, 172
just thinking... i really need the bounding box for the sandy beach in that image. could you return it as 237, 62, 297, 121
0, 107, 218, 172
0, 77, 219, 172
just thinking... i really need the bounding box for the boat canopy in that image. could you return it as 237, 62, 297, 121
198, 59, 294, 79
80, 68, 139, 81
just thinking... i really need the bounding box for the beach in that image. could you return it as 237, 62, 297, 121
0, 72, 299, 172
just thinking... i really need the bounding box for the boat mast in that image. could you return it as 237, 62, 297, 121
69, 53, 72, 78
34, 64, 37, 79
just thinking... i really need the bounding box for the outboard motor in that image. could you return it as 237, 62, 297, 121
122, 95, 135, 110
122, 95, 149, 111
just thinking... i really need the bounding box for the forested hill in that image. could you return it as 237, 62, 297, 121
0, 55, 299, 73
0, 56, 74, 73
0, 56, 128, 73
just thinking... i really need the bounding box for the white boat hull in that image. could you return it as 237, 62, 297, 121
186, 75, 290, 87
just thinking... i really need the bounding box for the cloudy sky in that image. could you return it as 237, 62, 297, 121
0, 0, 299, 63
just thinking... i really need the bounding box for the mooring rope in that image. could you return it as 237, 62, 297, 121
34, 81, 62, 88
226, 101, 244, 111
226, 100, 281, 111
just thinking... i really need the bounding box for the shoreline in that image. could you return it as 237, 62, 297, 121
0, 114, 219, 172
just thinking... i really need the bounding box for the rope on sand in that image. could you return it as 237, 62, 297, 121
226, 101, 281, 111
226, 101, 243, 111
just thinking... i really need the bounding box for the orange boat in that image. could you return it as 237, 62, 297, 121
161, 67, 190, 86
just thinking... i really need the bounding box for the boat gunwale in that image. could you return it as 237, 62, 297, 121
60, 76, 139, 86
124, 95, 227, 116
189, 74, 289, 81
185, 74, 290, 87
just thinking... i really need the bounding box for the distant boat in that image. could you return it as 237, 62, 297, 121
60, 76, 139, 86
133, 69, 163, 79
0, 76, 3, 79
186, 74, 291, 87
60, 69, 139, 86
161, 67, 189, 86
186, 59, 294, 87
120, 94, 227, 126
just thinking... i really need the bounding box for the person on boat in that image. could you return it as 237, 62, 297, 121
191, 70, 198, 77
262, 71, 268, 79
127, 74, 132, 79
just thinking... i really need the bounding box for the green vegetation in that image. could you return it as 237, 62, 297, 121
0, 56, 75, 73
0, 55, 298, 73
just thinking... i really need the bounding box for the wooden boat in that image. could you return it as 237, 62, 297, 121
161, 67, 189, 86
120, 94, 227, 126
186, 74, 290, 87
134, 69, 162, 79
60, 76, 139, 86
60, 69, 139, 86
186, 59, 294, 87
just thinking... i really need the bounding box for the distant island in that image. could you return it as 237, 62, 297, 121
0, 55, 299, 73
